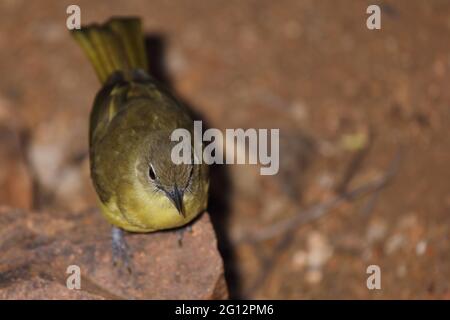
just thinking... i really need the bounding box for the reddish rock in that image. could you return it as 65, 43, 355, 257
0, 207, 227, 299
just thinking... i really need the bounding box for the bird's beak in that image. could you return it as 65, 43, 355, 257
167, 186, 185, 217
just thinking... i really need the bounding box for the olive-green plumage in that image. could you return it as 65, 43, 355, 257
71, 17, 209, 233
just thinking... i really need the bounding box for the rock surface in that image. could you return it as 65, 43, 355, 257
0, 206, 227, 299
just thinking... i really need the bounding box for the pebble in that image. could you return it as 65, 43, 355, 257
416, 240, 427, 256
291, 232, 333, 285
307, 231, 333, 269
385, 234, 405, 255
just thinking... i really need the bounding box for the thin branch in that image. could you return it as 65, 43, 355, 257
335, 128, 374, 194
237, 149, 402, 245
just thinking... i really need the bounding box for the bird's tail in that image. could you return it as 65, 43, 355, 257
71, 17, 148, 84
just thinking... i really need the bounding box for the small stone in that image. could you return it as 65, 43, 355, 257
416, 240, 427, 256
167, 49, 188, 74
307, 231, 333, 269
385, 234, 405, 255
289, 101, 309, 122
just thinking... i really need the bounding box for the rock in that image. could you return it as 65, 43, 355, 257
0, 207, 227, 299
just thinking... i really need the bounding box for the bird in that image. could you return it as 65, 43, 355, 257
71, 17, 209, 269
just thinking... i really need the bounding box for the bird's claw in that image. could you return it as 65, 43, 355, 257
177, 224, 193, 247
111, 226, 132, 274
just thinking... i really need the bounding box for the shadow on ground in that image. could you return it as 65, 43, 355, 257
144, 35, 240, 298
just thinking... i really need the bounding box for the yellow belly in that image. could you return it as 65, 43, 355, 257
98, 181, 208, 233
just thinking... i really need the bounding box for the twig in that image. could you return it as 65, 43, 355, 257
359, 185, 382, 216
242, 149, 402, 297
243, 230, 294, 298
238, 149, 402, 244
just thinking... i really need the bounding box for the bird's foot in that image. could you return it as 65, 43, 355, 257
111, 226, 132, 274
177, 224, 193, 247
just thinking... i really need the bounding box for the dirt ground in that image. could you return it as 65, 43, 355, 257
0, 0, 449, 299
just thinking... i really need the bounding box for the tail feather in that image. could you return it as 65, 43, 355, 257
107, 18, 148, 72
71, 17, 147, 84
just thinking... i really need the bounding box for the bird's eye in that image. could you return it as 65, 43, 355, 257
149, 164, 156, 181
